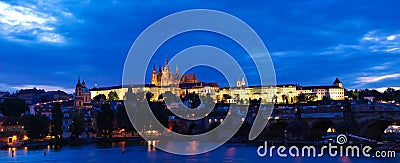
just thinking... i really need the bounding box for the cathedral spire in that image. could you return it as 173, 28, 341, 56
77, 75, 81, 84
175, 65, 178, 75
153, 64, 156, 72
165, 54, 169, 66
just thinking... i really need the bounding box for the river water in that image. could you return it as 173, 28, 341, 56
0, 141, 398, 163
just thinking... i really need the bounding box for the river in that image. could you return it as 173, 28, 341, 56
0, 141, 398, 163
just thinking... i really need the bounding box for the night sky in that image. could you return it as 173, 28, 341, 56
1, 0, 400, 93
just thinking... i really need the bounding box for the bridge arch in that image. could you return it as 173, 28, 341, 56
307, 120, 335, 140
265, 120, 289, 140
361, 119, 398, 141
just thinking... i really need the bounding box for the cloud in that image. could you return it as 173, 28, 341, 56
0, 1, 78, 44
368, 62, 396, 70
387, 35, 396, 41
357, 74, 400, 84
318, 30, 400, 55
372, 87, 400, 92
359, 30, 400, 53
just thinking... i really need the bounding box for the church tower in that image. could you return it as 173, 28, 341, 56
161, 54, 172, 86
75, 77, 83, 109
74, 76, 91, 109
151, 64, 157, 85
333, 77, 343, 88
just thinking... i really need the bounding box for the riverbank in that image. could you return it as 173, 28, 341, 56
1, 142, 398, 163
2, 136, 400, 153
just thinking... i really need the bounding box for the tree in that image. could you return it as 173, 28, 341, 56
25, 115, 50, 139
281, 94, 287, 104
222, 94, 231, 102
0, 98, 29, 117
51, 103, 63, 138
158, 94, 163, 101
297, 93, 306, 103
188, 92, 201, 108
107, 91, 119, 101
351, 91, 359, 101
70, 112, 85, 138
96, 104, 115, 138
93, 94, 107, 103
306, 93, 318, 102
116, 106, 134, 135
146, 92, 154, 102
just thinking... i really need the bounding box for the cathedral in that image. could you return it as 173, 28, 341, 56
151, 56, 199, 86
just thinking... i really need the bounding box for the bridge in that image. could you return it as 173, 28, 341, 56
166, 103, 400, 142
261, 104, 400, 141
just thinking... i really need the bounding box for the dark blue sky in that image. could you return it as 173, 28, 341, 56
1, 0, 400, 93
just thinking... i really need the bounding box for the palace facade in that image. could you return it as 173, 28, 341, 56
90, 76, 345, 105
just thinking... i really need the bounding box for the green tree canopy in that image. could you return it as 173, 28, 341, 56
116, 105, 134, 133
0, 98, 29, 117
25, 115, 50, 139
70, 112, 85, 138
107, 91, 119, 101
96, 104, 115, 138
93, 94, 107, 103
51, 103, 63, 138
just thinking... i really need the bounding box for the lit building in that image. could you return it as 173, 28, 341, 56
74, 77, 91, 109
299, 78, 345, 101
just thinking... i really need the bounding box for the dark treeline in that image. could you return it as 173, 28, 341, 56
346, 87, 400, 102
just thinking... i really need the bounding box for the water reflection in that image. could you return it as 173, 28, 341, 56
0, 142, 397, 163
339, 157, 352, 163
147, 140, 157, 152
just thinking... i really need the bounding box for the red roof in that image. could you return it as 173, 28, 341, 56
181, 74, 197, 80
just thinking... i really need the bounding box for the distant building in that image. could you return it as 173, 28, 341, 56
236, 77, 246, 87
299, 78, 345, 101
62, 112, 72, 138
41, 90, 68, 102
0, 91, 9, 103
0, 117, 27, 142
32, 105, 52, 119
0, 91, 10, 98
74, 77, 91, 109
16, 88, 45, 104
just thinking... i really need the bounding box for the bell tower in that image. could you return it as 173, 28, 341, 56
151, 64, 157, 85
75, 76, 83, 109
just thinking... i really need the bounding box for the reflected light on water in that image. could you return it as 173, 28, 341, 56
147, 140, 157, 152
23, 147, 28, 155
225, 147, 236, 158
293, 156, 302, 163
185, 141, 199, 154
339, 157, 352, 163
8, 147, 17, 157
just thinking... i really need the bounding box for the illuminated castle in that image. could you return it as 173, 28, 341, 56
151, 55, 198, 86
